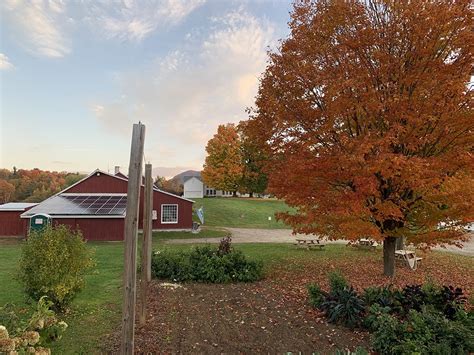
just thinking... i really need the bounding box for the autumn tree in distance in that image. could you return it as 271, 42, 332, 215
202, 124, 244, 196
245, 0, 473, 276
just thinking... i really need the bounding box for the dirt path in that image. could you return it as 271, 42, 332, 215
165, 228, 474, 256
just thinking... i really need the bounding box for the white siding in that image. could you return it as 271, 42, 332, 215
184, 177, 204, 198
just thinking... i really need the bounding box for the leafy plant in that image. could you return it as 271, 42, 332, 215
362, 285, 401, 311
328, 271, 348, 294
363, 303, 391, 332
217, 236, 233, 256
18, 225, 95, 310
399, 285, 426, 312
0, 297, 67, 354
334, 347, 369, 355
439, 286, 467, 320
320, 286, 365, 328
308, 284, 326, 308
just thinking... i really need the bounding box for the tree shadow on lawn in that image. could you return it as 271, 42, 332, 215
105, 248, 472, 353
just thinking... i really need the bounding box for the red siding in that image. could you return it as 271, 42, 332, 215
138, 187, 193, 230
52, 218, 125, 241
67, 173, 128, 193
0, 211, 28, 237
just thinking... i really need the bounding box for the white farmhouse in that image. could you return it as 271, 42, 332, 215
183, 173, 233, 198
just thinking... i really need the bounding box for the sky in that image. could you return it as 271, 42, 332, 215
0, 0, 292, 178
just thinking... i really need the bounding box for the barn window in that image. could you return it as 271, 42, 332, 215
161, 204, 178, 224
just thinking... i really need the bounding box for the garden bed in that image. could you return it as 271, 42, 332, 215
106, 281, 370, 353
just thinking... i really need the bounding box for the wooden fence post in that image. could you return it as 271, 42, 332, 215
139, 163, 153, 325
120, 123, 145, 355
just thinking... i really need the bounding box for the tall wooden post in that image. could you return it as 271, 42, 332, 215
139, 163, 153, 325
120, 123, 145, 355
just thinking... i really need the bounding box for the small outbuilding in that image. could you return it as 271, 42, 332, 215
0, 202, 38, 237
20, 169, 194, 241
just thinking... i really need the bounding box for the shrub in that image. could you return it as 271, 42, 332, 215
0, 297, 68, 354
151, 245, 263, 283
371, 307, 474, 354
320, 286, 365, 328
18, 225, 95, 310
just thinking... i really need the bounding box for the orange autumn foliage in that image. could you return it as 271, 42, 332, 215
202, 124, 244, 194
245, 0, 474, 247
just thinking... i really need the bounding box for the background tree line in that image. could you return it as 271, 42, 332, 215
0, 168, 85, 203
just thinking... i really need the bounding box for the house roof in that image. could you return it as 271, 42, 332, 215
0, 202, 38, 211
115, 171, 128, 179
183, 175, 202, 183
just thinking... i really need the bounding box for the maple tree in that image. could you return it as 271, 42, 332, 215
238, 122, 268, 197
245, 0, 473, 276
202, 124, 244, 196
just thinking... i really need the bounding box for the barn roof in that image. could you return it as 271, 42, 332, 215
0, 202, 38, 211
59, 169, 194, 203
21, 193, 127, 219
20, 168, 194, 220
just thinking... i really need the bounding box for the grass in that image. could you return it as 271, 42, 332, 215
192, 197, 292, 228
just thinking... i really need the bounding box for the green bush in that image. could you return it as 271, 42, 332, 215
371, 307, 474, 354
18, 225, 95, 309
151, 244, 263, 283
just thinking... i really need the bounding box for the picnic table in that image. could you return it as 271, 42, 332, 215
395, 249, 422, 270
294, 238, 325, 250
356, 238, 378, 250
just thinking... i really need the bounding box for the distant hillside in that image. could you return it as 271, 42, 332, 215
172, 170, 201, 184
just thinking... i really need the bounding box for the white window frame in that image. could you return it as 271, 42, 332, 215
161, 204, 178, 224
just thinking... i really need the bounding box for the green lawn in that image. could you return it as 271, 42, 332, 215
192, 198, 292, 228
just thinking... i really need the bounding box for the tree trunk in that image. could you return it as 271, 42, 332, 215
249, 192, 254, 198
395, 236, 405, 250
233, 191, 237, 197
383, 237, 397, 277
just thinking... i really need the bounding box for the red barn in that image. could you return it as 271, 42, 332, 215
20, 169, 194, 241
0, 203, 37, 237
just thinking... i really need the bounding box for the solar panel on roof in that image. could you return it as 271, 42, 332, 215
22, 194, 127, 217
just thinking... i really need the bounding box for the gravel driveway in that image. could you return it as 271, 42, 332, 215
165, 228, 474, 256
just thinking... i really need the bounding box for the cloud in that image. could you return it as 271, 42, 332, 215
1, 0, 71, 58
0, 53, 14, 70
85, 0, 206, 42
93, 9, 276, 169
